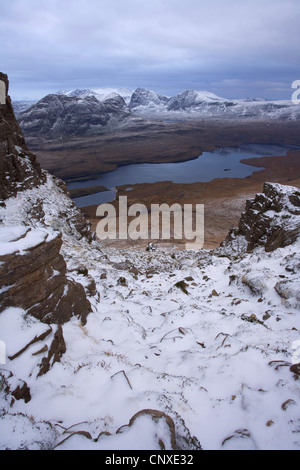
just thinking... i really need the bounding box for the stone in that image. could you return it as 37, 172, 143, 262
12, 381, 31, 403
222, 182, 300, 253
0, 227, 92, 324
290, 363, 300, 376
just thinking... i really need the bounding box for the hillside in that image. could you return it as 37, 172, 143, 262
1, 73, 300, 450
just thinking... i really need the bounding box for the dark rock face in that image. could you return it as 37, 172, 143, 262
18, 93, 133, 138
0, 72, 93, 325
0, 72, 45, 201
129, 88, 169, 109
223, 182, 300, 252
0, 228, 92, 324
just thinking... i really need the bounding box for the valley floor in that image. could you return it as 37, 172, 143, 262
83, 148, 300, 250
1, 176, 300, 450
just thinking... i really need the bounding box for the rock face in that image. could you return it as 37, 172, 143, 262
223, 182, 300, 252
0, 72, 93, 324
0, 226, 91, 324
0, 72, 45, 201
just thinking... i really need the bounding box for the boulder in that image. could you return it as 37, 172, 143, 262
0, 226, 91, 324
222, 182, 300, 252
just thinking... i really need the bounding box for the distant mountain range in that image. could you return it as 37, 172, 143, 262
15, 87, 300, 139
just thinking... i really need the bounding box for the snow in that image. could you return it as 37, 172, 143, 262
0, 177, 300, 450
0, 226, 57, 256
56, 87, 134, 105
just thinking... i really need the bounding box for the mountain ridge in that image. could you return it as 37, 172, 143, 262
15, 86, 300, 139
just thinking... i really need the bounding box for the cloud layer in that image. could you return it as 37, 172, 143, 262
1, 0, 300, 100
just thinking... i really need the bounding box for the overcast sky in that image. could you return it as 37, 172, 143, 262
1, 0, 300, 100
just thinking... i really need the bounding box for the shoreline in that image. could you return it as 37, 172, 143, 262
28, 119, 300, 250
81, 149, 300, 250
31, 119, 300, 181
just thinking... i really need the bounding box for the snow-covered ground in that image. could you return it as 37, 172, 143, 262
0, 175, 300, 450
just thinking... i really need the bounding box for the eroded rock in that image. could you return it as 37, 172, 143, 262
222, 182, 300, 253
0, 226, 92, 324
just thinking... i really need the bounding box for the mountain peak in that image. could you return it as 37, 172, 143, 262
129, 87, 169, 109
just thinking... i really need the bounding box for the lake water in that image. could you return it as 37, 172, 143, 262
67, 143, 297, 207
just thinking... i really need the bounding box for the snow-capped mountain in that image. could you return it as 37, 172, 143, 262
15, 86, 300, 139
168, 89, 227, 110
129, 87, 170, 109
56, 87, 133, 105
17, 92, 141, 139
130, 89, 300, 121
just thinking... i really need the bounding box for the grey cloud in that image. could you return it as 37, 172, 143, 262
1, 0, 300, 100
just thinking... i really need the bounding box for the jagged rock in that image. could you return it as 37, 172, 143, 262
0, 226, 92, 324
222, 182, 300, 253
0, 72, 46, 201
0, 72, 94, 325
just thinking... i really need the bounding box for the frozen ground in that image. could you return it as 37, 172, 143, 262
0, 175, 300, 450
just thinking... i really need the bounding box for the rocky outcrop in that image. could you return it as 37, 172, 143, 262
0, 71, 94, 325
0, 72, 46, 201
222, 182, 300, 252
0, 226, 91, 324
